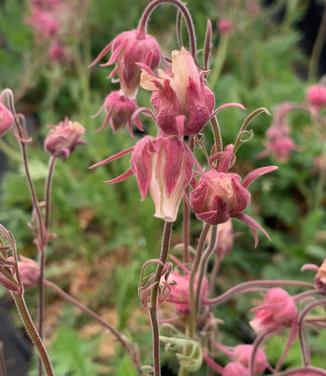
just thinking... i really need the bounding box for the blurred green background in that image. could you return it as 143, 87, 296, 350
0, 0, 326, 374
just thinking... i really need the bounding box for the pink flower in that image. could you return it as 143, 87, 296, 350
26, 7, 60, 41
218, 19, 233, 36
97, 91, 137, 133
214, 219, 233, 260
265, 135, 295, 162
306, 84, 326, 110
165, 270, 208, 314
90, 135, 195, 222
44, 118, 85, 159
232, 345, 268, 374
250, 288, 298, 333
190, 145, 277, 246
17, 257, 40, 289
0, 102, 14, 137
223, 362, 250, 376
49, 42, 68, 63
315, 259, 326, 292
140, 48, 215, 136
91, 29, 161, 98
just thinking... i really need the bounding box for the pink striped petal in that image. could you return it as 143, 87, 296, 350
242, 166, 278, 188
235, 212, 271, 248
89, 146, 134, 170
104, 167, 133, 184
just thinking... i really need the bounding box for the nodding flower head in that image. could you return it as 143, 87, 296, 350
232, 345, 268, 374
0, 102, 14, 138
26, 7, 60, 41
250, 288, 298, 333
91, 135, 195, 222
91, 29, 161, 99
190, 145, 277, 246
97, 91, 137, 134
44, 118, 85, 159
218, 19, 233, 36
223, 362, 250, 376
164, 270, 208, 314
16, 257, 40, 289
315, 259, 326, 292
140, 48, 215, 136
306, 84, 326, 111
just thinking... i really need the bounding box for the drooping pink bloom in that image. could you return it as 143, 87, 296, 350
232, 345, 268, 374
306, 84, 326, 112
315, 259, 326, 292
250, 288, 298, 333
190, 144, 277, 246
164, 270, 208, 314
91, 29, 161, 98
214, 219, 233, 260
49, 41, 68, 63
90, 135, 195, 222
223, 362, 250, 376
44, 118, 85, 159
96, 91, 137, 134
26, 7, 60, 42
140, 48, 215, 136
0, 102, 14, 138
261, 103, 296, 162
218, 19, 233, 36
16, 257, 40, 289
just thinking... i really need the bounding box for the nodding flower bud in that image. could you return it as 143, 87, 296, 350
140, 48, 215, 136
131, 136, 194, 222
223, 362, 250, 376
315, 259, 326, 292
16, 257, 40, 289
250, 288, 298, 333
91, 29, 161, 99
44, 118, 85, 159
306, 84, 326, 112
232, 345, 268, 374
164, 270, 208, 314
214, 219, 233, 260
98, 91, 137, 134
0, 102, 14, 138
190, 145, 277, 246
218, 19, 233, 36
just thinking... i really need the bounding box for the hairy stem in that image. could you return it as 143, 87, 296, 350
149, 221, 173, 376
12, 293, 54, 376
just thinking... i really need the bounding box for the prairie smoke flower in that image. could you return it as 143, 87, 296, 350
164, 270, 208, 314
306, 84, 326, 112
90, 135, 195, 222
44, 118, 85, 159
91, 29, 161, 98
96, 91, 137, 134
26, 7, 60, 41
140, 48, 215, 136
315, 259, 326, 292
49, 42, 68, 63
250, 288, 298, 333
232, 345, 268, 374
215, 219, 233, 260
15, 257, 40, 289
190, 145, 277, 246
223, 362, 250, 376
218, 19, 233, 36
0, 102, 14, 138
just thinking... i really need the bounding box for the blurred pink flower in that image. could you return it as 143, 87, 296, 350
96, 91, 137, 134
306, 84, 326, 112
0, 102, 14, 138
232, 345, 268, 374
190, 144, 277, 246
140, 48, 215, 136
164, 270, 208, 314
91, 29, 161, 98
218, 19, 233, 36
250, 288, 298, 333
44, 118, 85, 159
17, 257, 40, 289
49, 42, 69, 63
26, 7, 60, 42
223, 362, 250, 376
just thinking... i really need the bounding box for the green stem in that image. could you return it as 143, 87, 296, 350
149, 221, 173, 376
209, 36, 228, 89
12, 294, 54, 376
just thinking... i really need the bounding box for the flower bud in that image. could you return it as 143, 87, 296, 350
223, 362, 250, 376
44, 118, 85, 159
165, 270, 208, 314
17, 257, 40, 289
218, 19, 233, 36
100, 91, 137, 133
140, 48, 215, 136
306, 84, 326, 110
250, 288, 297, 333
49, 42, 69, 64
0, 102, 14, 137
92, 29, 161, 98
233, 345, 268, 374
215, 219, 233, 259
